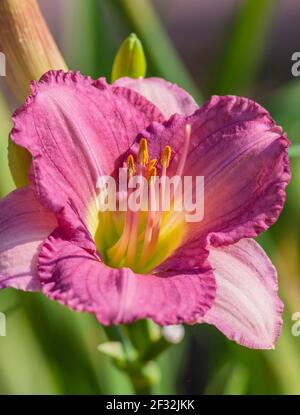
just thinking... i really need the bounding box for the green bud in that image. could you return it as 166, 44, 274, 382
111, 33, 147, 82
97, 341, 126, 361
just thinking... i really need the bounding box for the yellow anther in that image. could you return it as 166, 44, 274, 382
146, 159, 157, 181
160, 145, 172, 168
148, 158, 157, 169
126, 154, 136, 176
146, 166, 157, 182
137, 138, 149, 166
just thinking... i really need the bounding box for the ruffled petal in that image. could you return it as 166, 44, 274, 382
11, 70, 164, 221
134, 95, 290, 269
38, 230, 216, 326
0, 188, 57, 291
201, 238, 283, 349
114, 77, 198, 117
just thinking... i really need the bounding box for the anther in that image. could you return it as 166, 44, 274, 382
126, 154, 136, 177
137, 138, 149, 166
160, 145, 172, 168
146, 166, 157, 182
148, 158, 157, 169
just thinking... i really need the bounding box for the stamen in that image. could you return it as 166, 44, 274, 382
127, 154, 135, 176
160, 145, 172, 168
140, 147, 170, 267
137, 138, 149, 166
106, 130, 190, 272
124, 146, 146, 267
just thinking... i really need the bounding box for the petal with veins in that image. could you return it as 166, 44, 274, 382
11, 71, 164, 223
136, 95, 290, 269
115, 77, 198, 117
39, 229, 216, 326
201, 238, 283, 349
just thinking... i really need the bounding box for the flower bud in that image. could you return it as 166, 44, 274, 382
0, 0, 67, 101
162, 324, 185, 344
111, 33, 146, 82
0, 0, 67, 187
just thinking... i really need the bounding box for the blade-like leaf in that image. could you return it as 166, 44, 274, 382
210, 0, 277, 95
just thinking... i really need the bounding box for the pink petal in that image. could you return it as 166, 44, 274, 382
114, 77, 198, 117
11, 70, 164, 220
201, 238, 283, 349
38, 230, 216, 325
0, 188, 57, 291
135, 95, 290, 269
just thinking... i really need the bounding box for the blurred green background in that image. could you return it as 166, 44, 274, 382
1, 0, 300, 394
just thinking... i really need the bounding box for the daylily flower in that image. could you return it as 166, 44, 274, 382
0, 70, 290, 349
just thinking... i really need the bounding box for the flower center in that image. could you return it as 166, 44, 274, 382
90, 125, 191, 274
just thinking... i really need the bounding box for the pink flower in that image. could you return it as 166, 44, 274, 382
0, 71, 290, 349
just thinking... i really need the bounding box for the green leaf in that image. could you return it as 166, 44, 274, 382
263, 314, 300, 394
62, 0, 123, 79
111, 33, 146, 82
22, 294, 103, 394
223, 364, 249, 395
210, 0, 277, 95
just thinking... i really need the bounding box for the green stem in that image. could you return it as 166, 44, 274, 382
103, 325, 134, 360
102, 325, 157, 394
141, 336, 172, 362
2, 301, 22, 315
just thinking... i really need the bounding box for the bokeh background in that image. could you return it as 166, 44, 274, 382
1, 0, 300, 394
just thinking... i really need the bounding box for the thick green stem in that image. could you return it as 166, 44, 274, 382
141, 336, 172, 362
102, 325, 159, 394
103, 325, 135, 361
